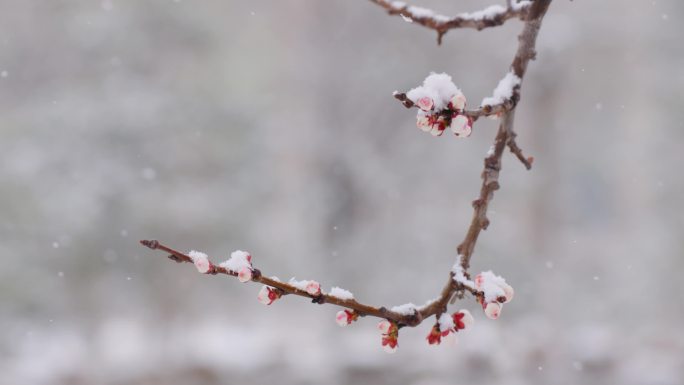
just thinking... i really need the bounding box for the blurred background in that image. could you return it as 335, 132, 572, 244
1, 0, 683, 384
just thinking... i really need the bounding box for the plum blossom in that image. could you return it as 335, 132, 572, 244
335, 310, 359, 327
427, 310, 475, 345
405, 73, 472, 138
378, 320, 399, 353
474, 270, 513, 319
257, 285, 281, 305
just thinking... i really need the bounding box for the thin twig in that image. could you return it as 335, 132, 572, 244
369, 0, 532, 44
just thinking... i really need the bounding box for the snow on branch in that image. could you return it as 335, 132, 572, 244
140, 0, 553, 354
369, 0, 533, 44
481, 71, 522, 108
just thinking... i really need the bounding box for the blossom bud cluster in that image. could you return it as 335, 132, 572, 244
406, 73, 472, 137
474, 271, 514, 319
426, 310, 474, 345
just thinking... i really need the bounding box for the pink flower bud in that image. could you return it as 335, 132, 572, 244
193, 257, 211, 274
416, 114, 432, 132
305, 281, 321, 296
449, 93, 466, 111
416, 96, 434, 111
336, 310, 349, 327
502, 284, 514, 303
451, 115, 472, 137
188, 251, 212, 274
378, 320, 392, 334
237, 267, 253, 282
257, 286, 280, 305
484, 302, 502, 320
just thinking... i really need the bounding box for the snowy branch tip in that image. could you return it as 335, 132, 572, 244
403, 73, 473, 138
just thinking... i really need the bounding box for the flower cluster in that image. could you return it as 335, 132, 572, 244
406, 73, 472, 137
335, 310, 359, 327
474, 271, 514, 319
219, 250, 254, 282
378, 320, 399, 353
426, 310, 474, 345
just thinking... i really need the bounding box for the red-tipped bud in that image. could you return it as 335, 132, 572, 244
453, 309, 475, 331
257, 285, 281, 305
427, 325, 442, 345
335, 310, 358, 327
381, 336, 398, 353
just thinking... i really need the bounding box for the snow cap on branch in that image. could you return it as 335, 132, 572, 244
391, 303, 418, 316
220, 250, 252, 271
288, 278, 322, 296
481, 71, 521, 108
329, 286, 354, 300
452, 255, 476, 289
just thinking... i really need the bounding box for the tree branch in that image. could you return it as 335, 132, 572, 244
140, 239, 480, 327
369, 0, 533, 44
392, 90, 516, 122
140, 0, 552, 349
